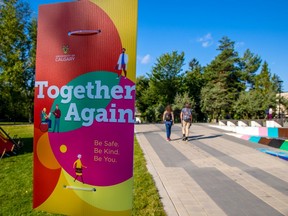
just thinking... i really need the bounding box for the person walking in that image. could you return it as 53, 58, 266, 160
162, 105, 174, 141
268, 107, 273, 120
180, 103, 192, 141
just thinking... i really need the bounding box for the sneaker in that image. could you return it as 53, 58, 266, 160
182, 137, 186, 141
168, 138, 171, 141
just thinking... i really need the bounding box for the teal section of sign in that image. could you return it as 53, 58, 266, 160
249, 136, 261, 143
267, 128, 278, 138
51, 71, 119, 132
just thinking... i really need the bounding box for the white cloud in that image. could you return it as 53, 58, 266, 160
197, 33, 213, 48
138, 54, 151, 64
202, 41, 210, 48
235, 41, 245, 48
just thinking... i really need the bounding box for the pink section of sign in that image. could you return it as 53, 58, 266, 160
259, 127, 268, 137
49, 77, 135, 186
241, 135, 251, 140
49, 121, 134, 186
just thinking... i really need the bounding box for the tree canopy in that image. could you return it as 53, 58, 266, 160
0, 0, 36, 122
136, 36, 285, 123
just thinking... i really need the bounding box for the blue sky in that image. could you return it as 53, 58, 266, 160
29, 0, 288, 92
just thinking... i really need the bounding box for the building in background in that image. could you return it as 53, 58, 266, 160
276, 91, 288, 118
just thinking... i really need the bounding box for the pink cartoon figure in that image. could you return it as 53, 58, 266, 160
73, 154, 87, 184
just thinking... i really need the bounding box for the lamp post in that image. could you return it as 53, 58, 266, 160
278, 80, 283, 118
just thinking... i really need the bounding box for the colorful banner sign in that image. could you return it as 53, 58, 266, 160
33, 0, 138, 215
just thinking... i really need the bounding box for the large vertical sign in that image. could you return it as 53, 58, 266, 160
33, 0, 137, 215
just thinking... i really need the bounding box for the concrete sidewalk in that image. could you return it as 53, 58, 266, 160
135, 123, 288, 216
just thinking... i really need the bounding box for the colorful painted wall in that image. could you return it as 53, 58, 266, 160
241, 134, 288, 151
214, 124, 288, 151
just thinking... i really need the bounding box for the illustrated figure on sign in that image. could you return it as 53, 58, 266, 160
73, 154, 87, 184
52, 104, 61, 132
41, 107, 52, 129
115, 47, 128, 79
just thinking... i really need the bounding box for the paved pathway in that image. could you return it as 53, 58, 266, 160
135, 123, 288, 216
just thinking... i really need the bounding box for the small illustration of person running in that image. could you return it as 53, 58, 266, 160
73, 154, 87, 184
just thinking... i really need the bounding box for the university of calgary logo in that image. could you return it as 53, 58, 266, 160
62, 45, 69, 54
55, 45, 75, 62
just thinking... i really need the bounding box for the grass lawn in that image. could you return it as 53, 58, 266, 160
0, 124, 166, 216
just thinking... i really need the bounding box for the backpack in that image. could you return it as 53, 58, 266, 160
182, 108, 191, 122
165, 112, 172, 121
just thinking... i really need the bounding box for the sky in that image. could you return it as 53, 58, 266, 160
29, 0, 288, 92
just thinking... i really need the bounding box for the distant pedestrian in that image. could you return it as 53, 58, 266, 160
268, 107, 273, 120
162, 105, 174, 141
180, 103, 192, 141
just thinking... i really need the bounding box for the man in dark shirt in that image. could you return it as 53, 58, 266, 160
52, 104, 61, 132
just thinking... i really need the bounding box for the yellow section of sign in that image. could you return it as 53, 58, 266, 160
35, 169, 133, 215
92, 0, 138, 82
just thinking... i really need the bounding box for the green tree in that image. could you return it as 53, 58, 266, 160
148, 51, 185, 106
254, 61, 278, 118
201, 78, 231, 122
233, 90, 266, 119
238, 49, 262, 89
138, 84, 162, 122
182, 58, 205, 121
134, 36, 281, 123
25, 18, 37, 122
203, 36, 238, 81
254, 61, 275, 94
234, 62, 278, 119
135, 76, 150, 115
135, 76, 163, 122
271, 73, 284, 117
0, 0, 34, 121
201, 37, 239, 121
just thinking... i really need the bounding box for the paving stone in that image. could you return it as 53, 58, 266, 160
135, 123, 288, 216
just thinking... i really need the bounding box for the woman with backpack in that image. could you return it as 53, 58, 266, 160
162, 105, 174, 141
